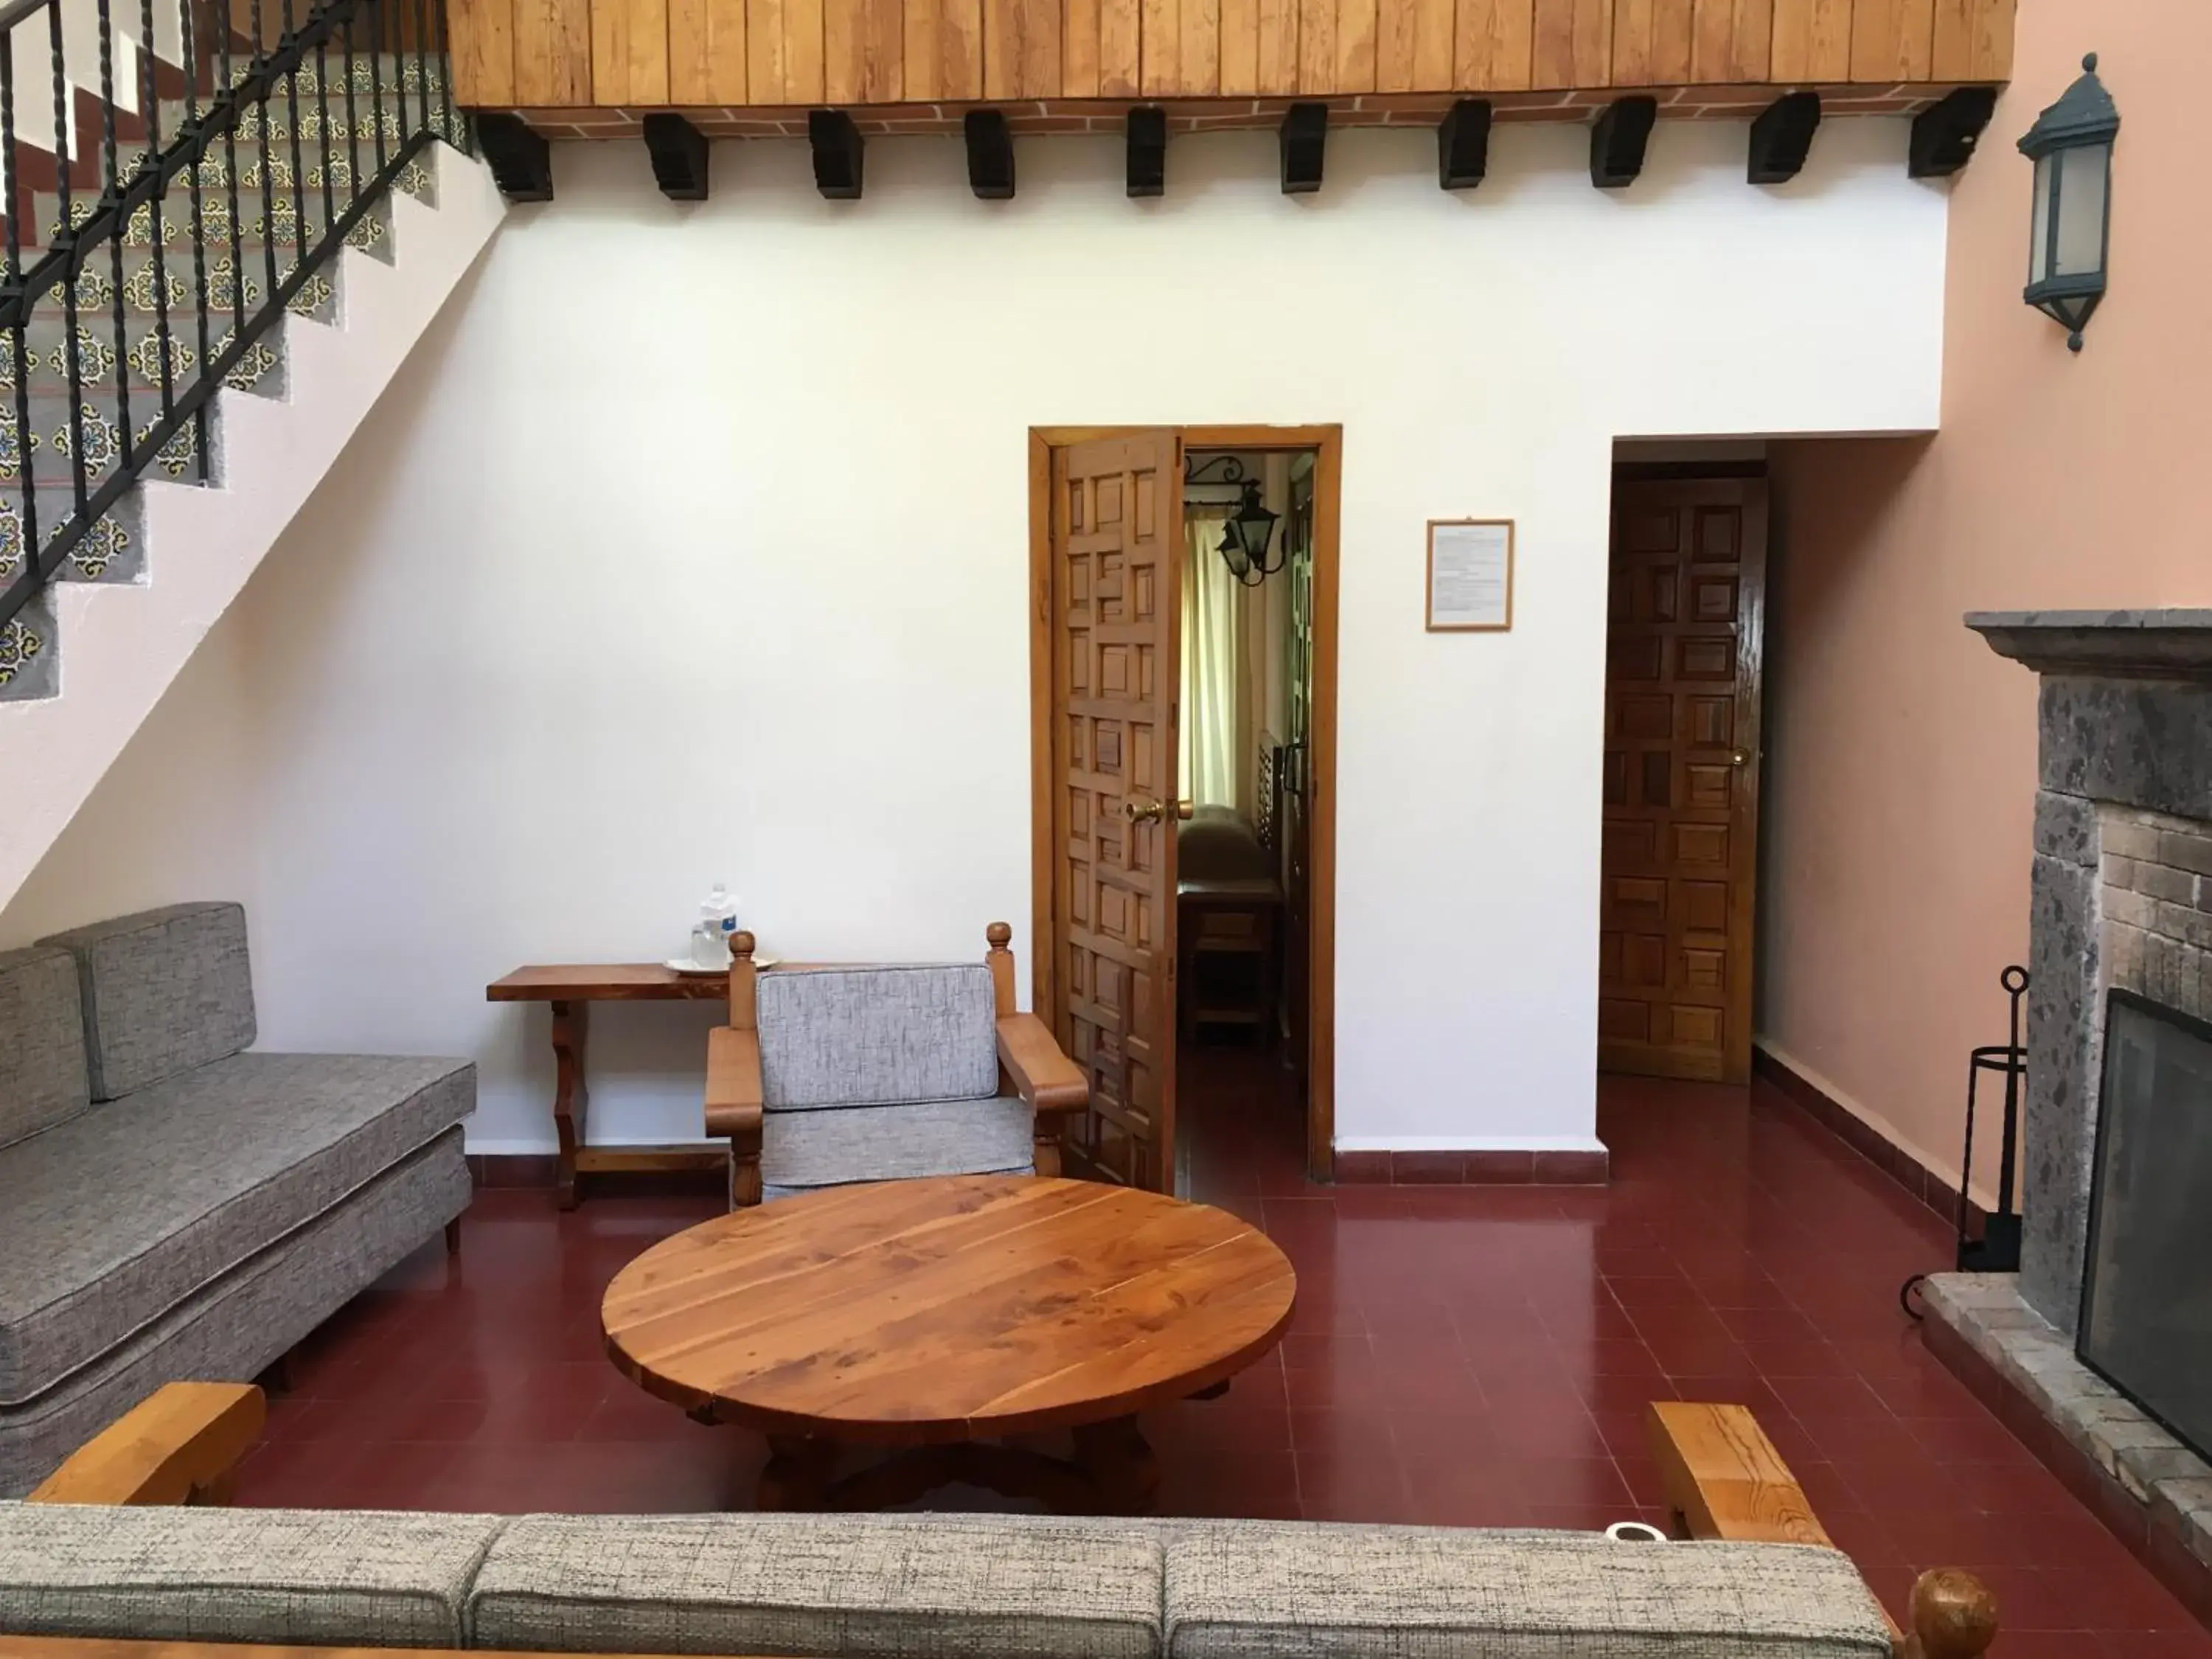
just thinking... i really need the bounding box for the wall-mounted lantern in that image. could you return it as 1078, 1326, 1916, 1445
1186, 456, 1283, 586
2017, 53, 2119, 352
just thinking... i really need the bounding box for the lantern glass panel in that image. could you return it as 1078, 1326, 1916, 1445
2054, 142, 2110, 278
1217, 522, 1251, 579
2030, 153, 2054, 284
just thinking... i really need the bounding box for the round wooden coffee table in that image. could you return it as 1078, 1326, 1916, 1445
602, 1174, 1296, 1513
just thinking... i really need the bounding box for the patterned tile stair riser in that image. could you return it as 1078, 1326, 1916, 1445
0, 593, 58, 698
0, 55, 446, 695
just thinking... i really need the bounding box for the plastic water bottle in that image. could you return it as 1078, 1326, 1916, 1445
691, 885, 738, 969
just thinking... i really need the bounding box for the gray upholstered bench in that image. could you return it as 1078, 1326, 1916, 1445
0, 1503, 1905, 1658
0, 902, 473, 1495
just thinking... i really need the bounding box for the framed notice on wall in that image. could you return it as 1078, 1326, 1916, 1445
1426, 519, 1514, 631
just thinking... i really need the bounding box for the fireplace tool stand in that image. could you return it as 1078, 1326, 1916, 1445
1902, 964, 2030, 1318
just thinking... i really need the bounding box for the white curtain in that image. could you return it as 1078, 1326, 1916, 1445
1179, 509, 1244, 813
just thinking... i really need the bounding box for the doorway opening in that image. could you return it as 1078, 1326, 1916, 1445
1597, 456, 1770, 1087
1027, 426, 1341, 1195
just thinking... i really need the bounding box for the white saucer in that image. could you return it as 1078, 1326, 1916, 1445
664, 955, 780, 973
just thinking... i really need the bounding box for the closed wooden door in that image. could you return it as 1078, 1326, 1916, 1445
1050, 432, 1182, 1191
1599, 477, 1767, 1085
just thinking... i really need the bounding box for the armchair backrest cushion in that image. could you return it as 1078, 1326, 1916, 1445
38, 903, 257, 1101
758, 964, 998, 1110
0, 947, 91, 1147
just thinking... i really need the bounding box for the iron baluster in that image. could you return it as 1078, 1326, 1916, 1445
282, 0, 306, 278
365, 0, 386, 179
218, 0, 246, 348
0, 33, 38, 607
97, 0, 130, 488
49, 0, 86, 522
249, 0, 277, 308
340, 9, 359, 232
178, 0, 212, 479
432, 0, 453, 147
409, 0, 428, 143
314, 29, 332, 243
138, 0, 175, 442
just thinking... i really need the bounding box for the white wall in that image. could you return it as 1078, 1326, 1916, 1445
1, 116, 1947, 1156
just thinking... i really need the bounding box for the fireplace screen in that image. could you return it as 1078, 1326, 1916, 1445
2079, 988, 2212, 1461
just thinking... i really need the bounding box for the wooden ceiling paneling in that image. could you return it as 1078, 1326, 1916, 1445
1531, 0, 1610, 89
1457, 0, 1533, 92
1770, 0, 1851, 81
510, 0, 592, 103
1930, 0, 2008, 80
669, 0, 746, 100
1850, 0, 1931, 81
451, 0, 2009, 119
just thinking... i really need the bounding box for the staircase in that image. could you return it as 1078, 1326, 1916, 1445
0, 0, 504, 909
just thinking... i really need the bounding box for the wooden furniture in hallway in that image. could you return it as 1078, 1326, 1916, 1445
485, 964, 737, 1207
599, 1173, 1298, 1513
1176, 805, 1282, 1042
1599, 476, 1768, 1085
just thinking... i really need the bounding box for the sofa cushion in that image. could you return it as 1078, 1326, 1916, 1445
467, 1512, 1162, 1658
759, 964, 998, 1110
762, 1093, 1034, 1192
0, 1052, 474, 1405
0, 1501, 507, 1646
0, 947, 90, 1148
1163, 1524, 1893, 1659
41, 903, 257, 1099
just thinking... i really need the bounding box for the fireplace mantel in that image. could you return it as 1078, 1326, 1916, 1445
1968, 609, 2212, 681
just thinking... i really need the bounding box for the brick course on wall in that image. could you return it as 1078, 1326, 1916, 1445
2101, 805, 2212, 1022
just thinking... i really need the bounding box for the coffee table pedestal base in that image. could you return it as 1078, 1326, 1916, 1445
761, 1417, 1161, 1516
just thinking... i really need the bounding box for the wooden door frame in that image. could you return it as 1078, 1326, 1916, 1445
1029, 423, 1342, 1184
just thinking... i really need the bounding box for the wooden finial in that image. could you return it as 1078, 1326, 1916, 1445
985, 922, 1015, 1016
731, 930, 756, 961
1907, 1568, 1997, 1659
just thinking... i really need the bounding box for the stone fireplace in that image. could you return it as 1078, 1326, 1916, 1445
1921, 610, 2212, 1619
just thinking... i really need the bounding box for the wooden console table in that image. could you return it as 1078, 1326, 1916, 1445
486, 964, 735, 1208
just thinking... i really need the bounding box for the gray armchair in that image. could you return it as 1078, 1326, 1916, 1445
704, 924, 1089, 1208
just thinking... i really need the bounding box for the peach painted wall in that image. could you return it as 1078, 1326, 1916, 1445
1761, 0, 2212, 1199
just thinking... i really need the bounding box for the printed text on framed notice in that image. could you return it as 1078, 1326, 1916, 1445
1426, 519, 1515, 631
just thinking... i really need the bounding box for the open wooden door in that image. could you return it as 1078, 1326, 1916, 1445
1048, 431, 1183, 1191
1599, 476, 1767, 1085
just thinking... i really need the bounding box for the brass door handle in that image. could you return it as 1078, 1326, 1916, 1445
1123, 799, 1165, 824
1731, 750, 1750, 768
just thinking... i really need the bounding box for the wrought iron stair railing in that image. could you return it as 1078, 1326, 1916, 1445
0, 0, 463, 685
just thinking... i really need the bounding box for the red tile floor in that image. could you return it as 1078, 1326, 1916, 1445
235, 1046, 2211, 1656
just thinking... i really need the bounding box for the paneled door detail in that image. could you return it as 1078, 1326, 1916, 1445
1051, 431, 1182, 1189
1599, 478, 1767, 1084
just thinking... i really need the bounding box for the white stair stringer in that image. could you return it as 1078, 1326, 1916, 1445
0, 139, 505, 911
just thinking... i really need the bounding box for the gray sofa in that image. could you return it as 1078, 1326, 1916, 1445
0, 1504, 1896, 1657
0, 902, 473, 1495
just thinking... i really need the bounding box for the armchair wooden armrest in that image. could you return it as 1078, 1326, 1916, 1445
706, 1025, 764, 1209
998, 1014, 1088, 1116
998, 1012, 1087, 1180
29, 1382, 264, 1506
